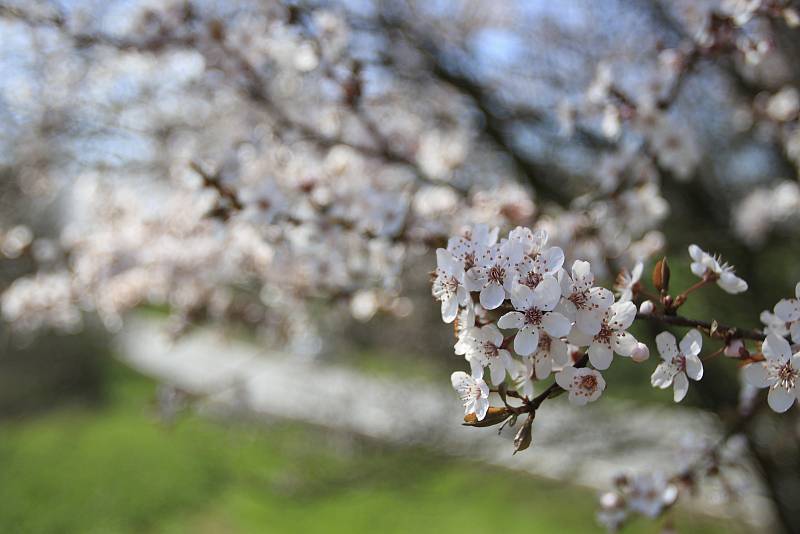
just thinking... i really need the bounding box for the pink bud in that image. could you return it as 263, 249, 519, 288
639, 300, 654, 315
724, 339, 745, 358
631, 342, 650, 363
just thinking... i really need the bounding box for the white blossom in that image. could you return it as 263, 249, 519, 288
498, 277, 571, 357
463, 324, 514, 385
450, 370, 490, 421
772, 282, 800, 344
555, 365, 606, 406
688, 244, 748, 294
744, 334, 800, 413
431, 249, 469, 323
651, 330, 703, 402
530, 331, 571, 379
508, 358, 535, 399
569, 301, 638, 370
467, 240, 524, 310
614, 261, 643, 302
559, 260, 614, 336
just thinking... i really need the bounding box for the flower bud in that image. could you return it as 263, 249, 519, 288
724, 339, 746, 358
639, 300, 654, 315
463, 406, 512, 427
630, 342, 650, 363
513, 414, 534, 454
652, 257, 670, 293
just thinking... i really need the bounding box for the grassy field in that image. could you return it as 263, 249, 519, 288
0, 362, 745, 534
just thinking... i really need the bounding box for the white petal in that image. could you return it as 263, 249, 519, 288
775, 298, 800, 322
690, 262, 707, 278
534, 354, 552, 379
485, 324, 504, 346
474, 397, 490, 421
441, 297, 459, 324
688, 244, 703, 262
480, 283, 506, 310
555, 367, 576, 389
489, 359, 506, 385
673, 373, 689, 402
469, 358, 484, 380
656, 331, 678, 360
589, 343, 614, 370
631, 261, 643, 281
684, 354, 703, 381
550, 338, 570, 366
514, 325, 540, 356
450, 371, 469, 390
791, 322, 800, 345
567, 327, 593, 347
576, 309, 603, 336
510, 283, 534, 310
589, 287, 614, 309
679, 329, 703, 357
718, 272, 748, 294
542, 312, 572, 338
541, 247, 565, 274
763, 334, 792, 362
498, 311, 524, 330
613, 332, 637, 356
743, 363, 769, 388
531, 276, 561, 311
651, 364, 674, 388
571, 260, 592, 283
768, 387, 796, 413
796, 281, 800, 300
569, 391, 589, 406
610, 301, 636, 330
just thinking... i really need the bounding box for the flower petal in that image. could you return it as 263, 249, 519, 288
480, 283, 506, 310
718, 272, 748, 294
441, 297, 459, 324
743, 363, 769, 388
542, 312, 572, 338
655, 331, 678, 360
531, 276, 561, 311
775, 298, 800, 322
673, 373, 689, 402
589, 343, 613, 370
684, 354, 703, 381
498, 311, 524, 330
763, 334, 792, 362
651, 363, 674, 388
613, 331, 637, 356
768, 387, 796, 413
576, 309, 603, 336
555, 366, 576, 389
514, 325, 540, 357
679, 329, 703, 358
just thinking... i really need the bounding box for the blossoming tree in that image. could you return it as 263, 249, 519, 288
1, 0, 800, 531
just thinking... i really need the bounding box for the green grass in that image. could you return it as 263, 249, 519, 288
0, 362, 743, 534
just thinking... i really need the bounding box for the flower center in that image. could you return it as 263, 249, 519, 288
487, 265, 506, 284
463, 251, 476, 270
524, 307, 544, 326
569, 291, 588, 310
482, 341, 500, 358
580, 375, 598, 391
521, 271, 543, 289
772, 361, 798, 391
671, 355, 687, 372
594, 324, 612, 344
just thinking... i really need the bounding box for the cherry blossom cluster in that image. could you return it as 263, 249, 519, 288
441, 235, 800, 454
440, 224, 641, 426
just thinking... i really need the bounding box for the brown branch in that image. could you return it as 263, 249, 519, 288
636, 312, 766, 341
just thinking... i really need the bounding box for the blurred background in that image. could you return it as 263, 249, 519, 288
1, 0, 800, 532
